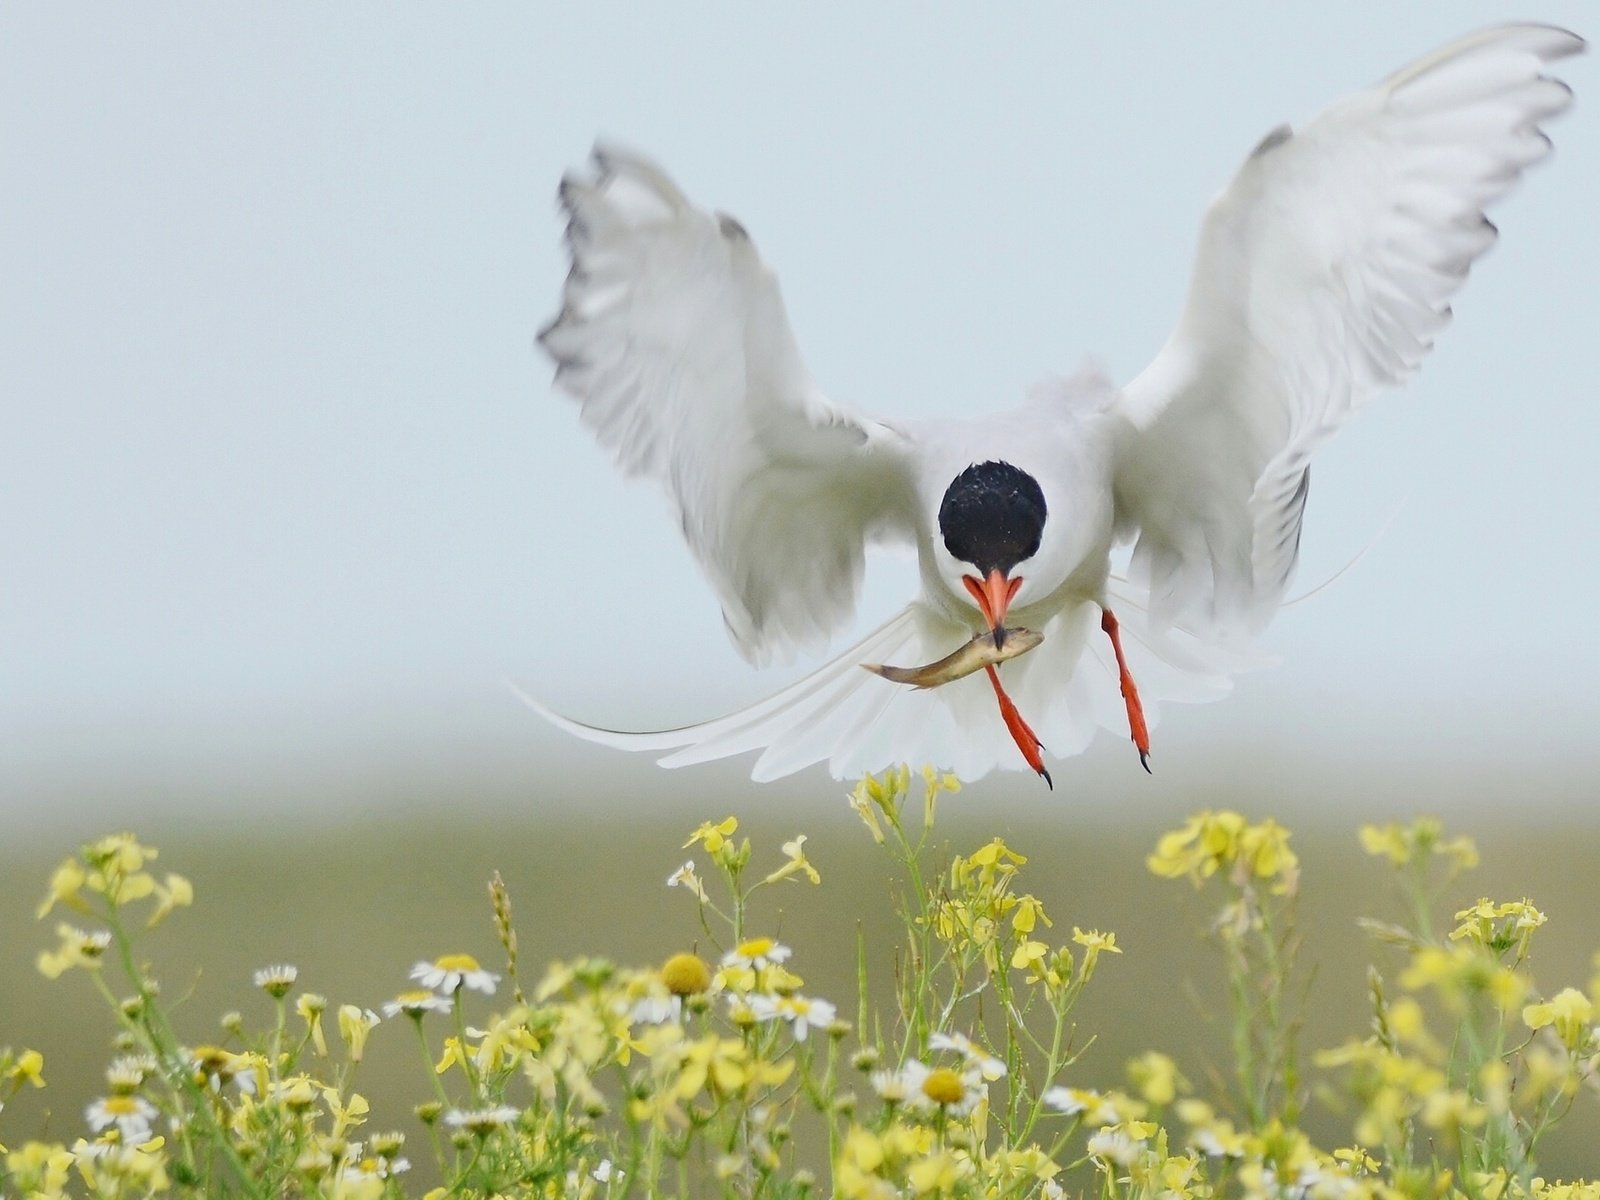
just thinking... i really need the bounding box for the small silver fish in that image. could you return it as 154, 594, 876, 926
862, 626, 1044, 690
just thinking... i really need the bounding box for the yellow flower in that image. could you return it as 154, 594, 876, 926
1072, 927, 1122, 979
763, 835, 821, 885
1332, 1145, 1380, 1174
958, 837, 1027, 885
846, 781, 887, 844
36, 859, 88, 919
673, 1036, 794, 1102
918, 765, 960, 827
79, 834, 162, 908
1402, 944, 1527, 1012
146, 873, 193, 928
325, 1089, 370, 1138
1237, 818, 1298, 891
1127, 1051, 1182, 1106
4, 1141, 74, 1195
70, 1136, 170, 1194
907, 1148, 972, 1194
660, 952, 712, 997
1450, 897, 1546, 955
337, 1005, 381, 1062
1420, 1088, 1486, 1134
1359, 819, 1477, 874
5, 1049, 46, 1089
666, 860, 709, 901
296, 993, 328, 1056
1523, 987, 1595, 1050
1147, 811, 1244, 883
1011, 894, 1052, 934
36, 924, 112, 979
860, 765, 911, 816
1358, 822, 1412, 865
835, 1126, 892, 1197
1010, 938, 1049, 972
684, 816, 738, 855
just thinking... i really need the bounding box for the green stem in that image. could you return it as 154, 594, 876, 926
99, 911, 267, 1200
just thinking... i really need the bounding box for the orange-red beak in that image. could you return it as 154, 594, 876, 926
962, 569, 1022, 646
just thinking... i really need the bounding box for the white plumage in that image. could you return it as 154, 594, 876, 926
531, 24, 1582, 782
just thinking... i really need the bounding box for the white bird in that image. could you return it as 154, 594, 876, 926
531, 24, 1582, 785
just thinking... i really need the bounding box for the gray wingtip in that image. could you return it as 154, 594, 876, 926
1250, 123, 1293, 159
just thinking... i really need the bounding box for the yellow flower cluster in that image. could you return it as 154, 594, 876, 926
847, 764, 961, 844
36, 833, 192, 927
1146, 810, 1299, 894
929, 838, 1117, 996
8, 800, 1599, 1199
1359, 817, 1480, 874
1451, 897, 1547, 959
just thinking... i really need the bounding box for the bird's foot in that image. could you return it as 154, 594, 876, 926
1100, 608, 1152, 774
984, 665, 1051, 788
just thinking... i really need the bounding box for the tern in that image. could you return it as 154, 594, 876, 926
531, 24, 1582, 785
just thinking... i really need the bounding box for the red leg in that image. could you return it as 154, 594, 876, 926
1100, 609, 1151, 773
984, 665, 1052, 789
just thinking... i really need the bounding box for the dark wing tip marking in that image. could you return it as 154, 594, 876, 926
1250, 123, 1293, 159
716, 212, 750, 242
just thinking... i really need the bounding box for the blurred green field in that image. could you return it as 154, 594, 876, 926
3, 774, 1598, 1184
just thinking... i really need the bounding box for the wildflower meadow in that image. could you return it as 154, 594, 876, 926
3, 768, 1598, 1198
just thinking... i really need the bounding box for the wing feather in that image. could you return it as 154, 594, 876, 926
1113, 24, 1582, 638
520, 587, 1266, 781
539, 144, 916, 664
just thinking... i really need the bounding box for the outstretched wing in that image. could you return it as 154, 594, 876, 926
539, 144, 917, 665
1112, 24, 1582, 638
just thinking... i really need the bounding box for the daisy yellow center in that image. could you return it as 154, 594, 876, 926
435, 954, 480, 972
921, 1068, 967, 1106
660, 952, 712, 996
737, 937, 775, 959
103, 1095, 143, 1116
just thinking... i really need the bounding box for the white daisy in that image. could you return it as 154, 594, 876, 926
382, 989, 454, 1018
721, 937, 792, 971
443, 1105, 520, 1135
749, 993, 837, 1042
252, 964, 298, 996
928, 1030, 1007, 1080
871, 1062, 917, 1103
1042, 1085, 1121, 1126
880, 1059, 986, 1117
629, 989, 682, 1026
411, 954, 499, 995
1086, 1128, 1145, 1167
85, 1094, 158, 1142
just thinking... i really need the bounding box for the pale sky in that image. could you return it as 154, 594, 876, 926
3, 5, 1597, 835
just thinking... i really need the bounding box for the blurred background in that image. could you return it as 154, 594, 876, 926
3, 1, 1597, 1179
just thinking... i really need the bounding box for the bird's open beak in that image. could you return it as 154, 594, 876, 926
962, 569, 1021, 649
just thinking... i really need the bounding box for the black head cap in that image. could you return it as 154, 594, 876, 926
938, 460, 1047, 576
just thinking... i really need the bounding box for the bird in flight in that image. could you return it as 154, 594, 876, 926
530, 24, 1582, 785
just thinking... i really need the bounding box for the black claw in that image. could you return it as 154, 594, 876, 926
1038, 766, 1053, 790
1139, 749, 1152, 775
